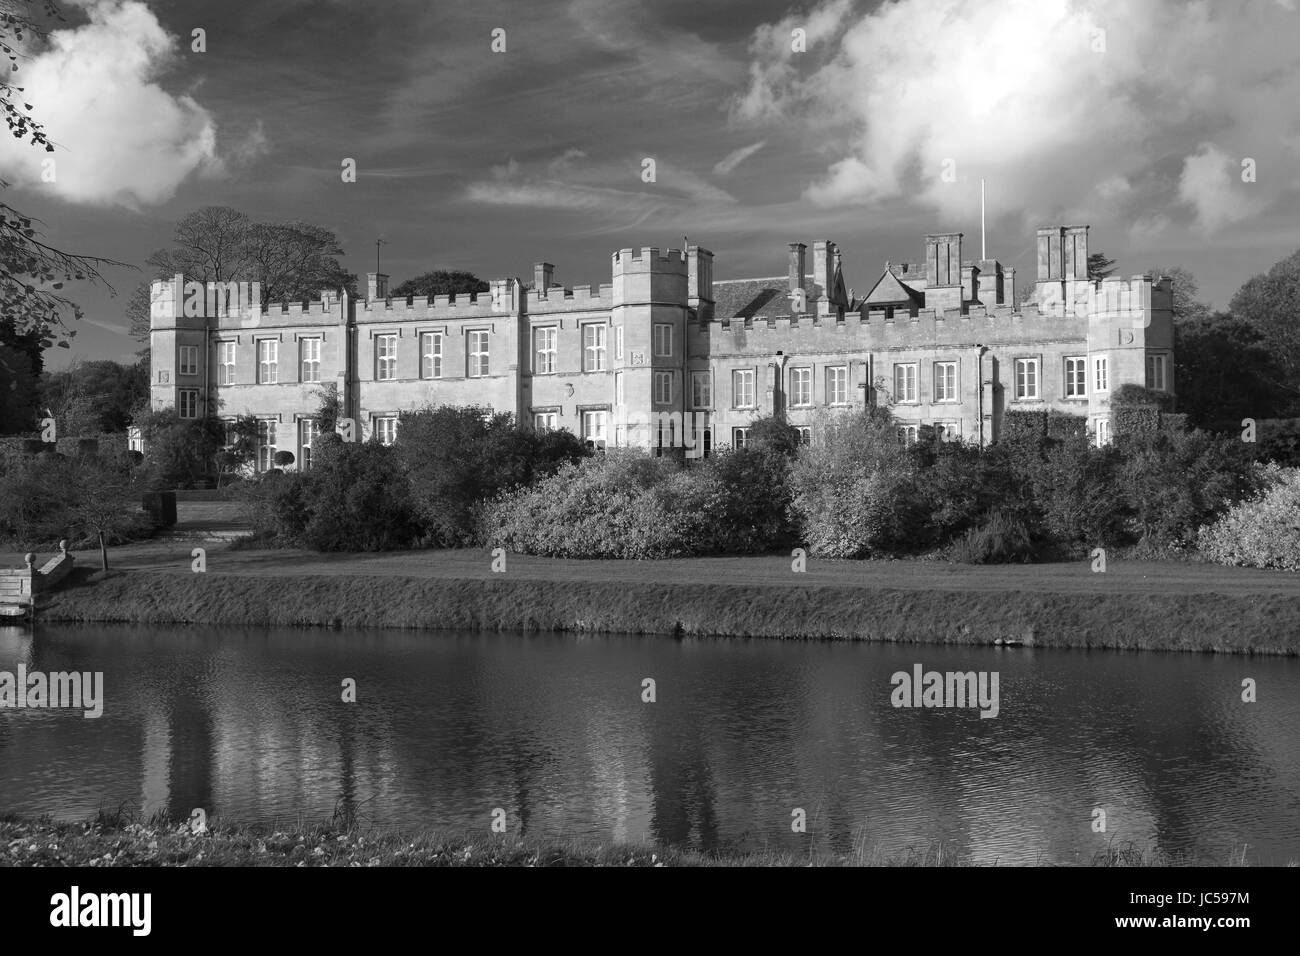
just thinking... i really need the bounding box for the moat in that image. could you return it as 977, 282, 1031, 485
1, 623, 1297, 865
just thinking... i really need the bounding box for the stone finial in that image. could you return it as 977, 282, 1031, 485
24, 553, 35, 569
59, 539, 69, 555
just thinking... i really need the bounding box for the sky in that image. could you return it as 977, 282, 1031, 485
4, 0, 1300, 369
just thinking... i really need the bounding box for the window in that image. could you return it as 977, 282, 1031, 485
179, 345, 198, 376
1093, 354, 1108, 392
732, 369, 755, 408
1096, 418, 1111, 447
534, 411, 558, 432
656, 416, 675, 455
300, 338, 321, 383
218, 342, 236, 385
934, 361, 957, 402
1014, 357, 1040, 400
1065, 356, 1086, 398
614, 370, 625, 405
898, 424, 919, 445
178, 389, 199, 419
653, 323, 672, 358
796, 426, 812, 445
468, 330, 490, 377
375, 416, 398, 446
534, 327, 557, 374
376, 334, 397, 381
581, 410, 607, 444
422, 332, 442, 379
934, 421, 960, 441
583, 323, 607, 372
654, 370, 672, 405
1146, 354, 1167, 391
690, 370, 711, 408
827, 366, 849, 405
894, 363, 918, 403
615, 325, 624, 362
257, 339, 278, 384
732, 427, 748, 449
300, 419, 320, 470
257, 419, 277, 471
790, 367, 812, 406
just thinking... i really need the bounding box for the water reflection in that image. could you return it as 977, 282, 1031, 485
0, 625, 1296, 864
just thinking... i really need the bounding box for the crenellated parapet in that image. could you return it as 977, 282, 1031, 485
524, 283, 614, 313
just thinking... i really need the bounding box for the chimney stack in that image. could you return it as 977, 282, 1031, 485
788, 242, 807, 295
688, 245, 714, 316
366, 272, 389, 301
534, 262, 554, 292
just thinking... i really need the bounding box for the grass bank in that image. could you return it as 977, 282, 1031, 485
0, 815, 1254, 867
30, 547, 1300, 654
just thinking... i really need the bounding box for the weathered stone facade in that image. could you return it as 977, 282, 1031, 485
149, 223, 1174, 468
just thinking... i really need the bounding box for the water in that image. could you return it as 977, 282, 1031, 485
1, 624, 1297, 864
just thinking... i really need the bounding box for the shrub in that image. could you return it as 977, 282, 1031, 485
395, 405, 587, 547
479, 451, 710, 558
245, 442, 420, 551
694, 444, 797, 553
789, 408, 923, 558
1116, 428, 1259, 549
1197, 468, 1300, 570
949, 508, 1037, 564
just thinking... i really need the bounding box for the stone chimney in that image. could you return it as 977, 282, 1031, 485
366, 272, 389, 301
923, 233, 963, 312
534, 262, 554, 292
788, 242, 806, 295
812, 240, 836, 303
688, 245, 714, 316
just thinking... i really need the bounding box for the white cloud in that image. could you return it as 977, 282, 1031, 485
466, 150, 736, 216
713, 141, 766, 176
1178, 143, 1264, 234
733, 0, 1300, 234
0, 0, 220, 208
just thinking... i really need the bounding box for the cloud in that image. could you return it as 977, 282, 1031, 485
1178, 144, 1264, 234
0, 0, 220, 208
466, 150, 736, 218
713, 141, 766, 176
732, 0, 1300, 234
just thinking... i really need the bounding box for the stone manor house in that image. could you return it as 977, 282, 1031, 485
148, 224, 1175, 470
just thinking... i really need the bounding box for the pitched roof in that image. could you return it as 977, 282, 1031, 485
862, 268, 925, 307
712, 277, 798, 319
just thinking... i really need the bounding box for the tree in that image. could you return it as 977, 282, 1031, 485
1173, 311, 1291, 426
143, 206, 356, 308
393, 405, 586, 546
2, 3, 121, 358
134, 408, 225, 488
215, 414, 258, 486
1152, 265, 1211, 323
0, 340, 38, 433
66, 450, 143, 571
391, 270, 489, 303
1228, 249, 1300, 393
243, 220, 355, 303
40, 359, 148, 434
1088, 251, 1117, 280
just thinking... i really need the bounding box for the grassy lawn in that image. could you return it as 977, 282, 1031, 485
3, 520, 1296, 652
5, 538, 1299, 596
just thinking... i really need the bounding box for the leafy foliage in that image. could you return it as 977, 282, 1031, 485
1198, 467, 1300, 571
391, 270, 488, 303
